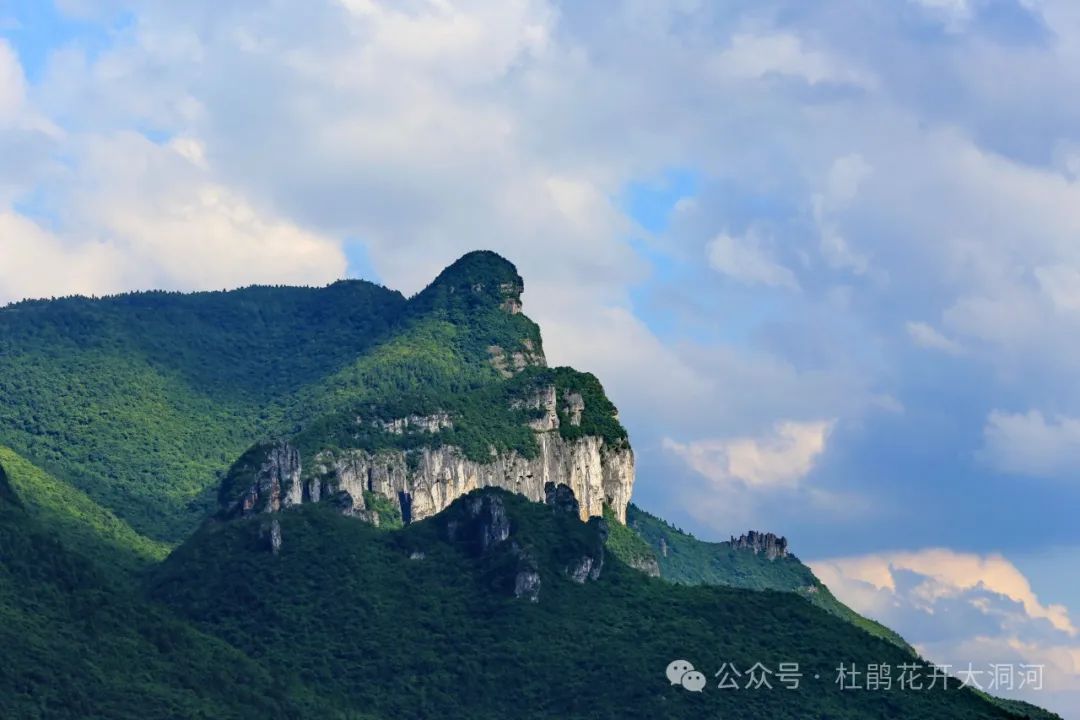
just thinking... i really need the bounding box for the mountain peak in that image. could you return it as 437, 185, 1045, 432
412, 250, 525, 315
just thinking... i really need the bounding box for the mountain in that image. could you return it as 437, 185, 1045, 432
0, 251, 1060, 718
149, 485, 1037, 720
623, 503, 913, 650
0, 251, 628, 543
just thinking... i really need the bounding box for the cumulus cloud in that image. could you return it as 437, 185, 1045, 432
663, 419, 834, 489
979, 410, 1080, 479
0, 211, 129, 301
810, 548, 1080, 712
705, 231, 799, 290
812, 549, 1075, 635
0, 132, 347, 303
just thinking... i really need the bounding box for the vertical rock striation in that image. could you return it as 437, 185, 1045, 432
309, 431, 633, 525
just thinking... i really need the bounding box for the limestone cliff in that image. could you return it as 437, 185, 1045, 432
220, 441, 303, 517
309, 431, 633, 526
222, 385, 635, 526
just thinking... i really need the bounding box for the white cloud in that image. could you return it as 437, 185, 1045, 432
819, 227, 869, 275
710, 33, 875, 88
813, 548, 1076, 635
663, 419, 834, 489
907, 321, 966, 355
980, 410, 1080, 479
705, 231, 799, 290
0, 133, 347, 303
531, 286, 713, 425
0, 211, 129, 301
810, 548, 1080, 713
334, 0, 552, 84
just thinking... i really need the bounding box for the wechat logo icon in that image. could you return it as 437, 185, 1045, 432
666, 659, 707, 692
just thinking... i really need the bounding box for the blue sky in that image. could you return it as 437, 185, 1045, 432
3, 0, 1080, 714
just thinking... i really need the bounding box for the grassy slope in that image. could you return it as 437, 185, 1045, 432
148, 489, 1035, 720
0, 280, 406, 542
626, 503, 912, 650
0, 446, 168, 573
0, 466, 304, 720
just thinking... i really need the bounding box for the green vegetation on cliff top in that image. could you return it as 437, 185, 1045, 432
0, 251, 612, 543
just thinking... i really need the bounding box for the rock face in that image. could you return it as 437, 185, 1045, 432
566, 554, 603, 584
544, 482, 580, 515
228, 441, 304, 517
223, 368, 634, 526
445, 494, 512, 553
488, 341, 546, 378
628, 554, 661, 578
517, 385, 560, 432
562, 392, 584, 426
565, 512, 607, 584
376, 414, 453, 435
302, 380, 635, 524
730, 531, 789, 560
260, 518, 283, 555
512, 560, 541, 602
310, 431, 633, 525
443, 492, 540, 601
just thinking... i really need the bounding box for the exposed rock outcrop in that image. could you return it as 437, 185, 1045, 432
544, 482, 580, 516
565, 515, 607, 584
311, 431, 633, 525
515, 385, 560, 432
445, 493, 513, 554
562, 392, 584, 427
376, 413, 453, 435
226, 441, 303, 517
513, 559, 541, 602
488, 342, 546, 378
259, 517, 283, 555
629, 555, 661, 578
730, 531, 789, 560
223, 376, 634, 527
441, 492, 540, 601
